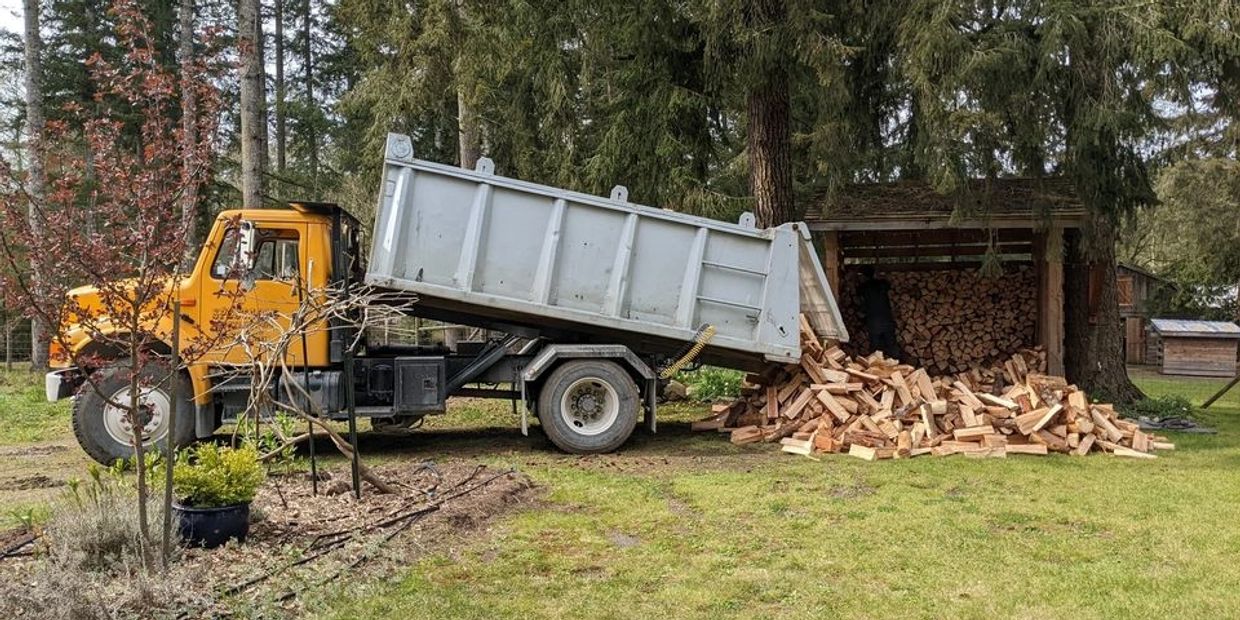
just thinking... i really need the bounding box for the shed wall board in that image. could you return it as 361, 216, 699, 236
1160, 337, 1239, 377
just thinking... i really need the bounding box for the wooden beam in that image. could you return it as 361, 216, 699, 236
839, 228, 1034, 246
1036, 226, 1065, 375
843, 243, 1033, 259
821, 231, 841, 296
805, 213, 1086, 231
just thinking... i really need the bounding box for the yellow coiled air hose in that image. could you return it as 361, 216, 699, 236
659, 324, 716, 379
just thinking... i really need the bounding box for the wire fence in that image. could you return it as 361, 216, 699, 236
3, 315, 32, 368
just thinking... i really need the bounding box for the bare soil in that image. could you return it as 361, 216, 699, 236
180, 460, 539, 616
0, 460, 539, 618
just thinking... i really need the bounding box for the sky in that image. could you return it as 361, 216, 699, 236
0, 1, 18, 38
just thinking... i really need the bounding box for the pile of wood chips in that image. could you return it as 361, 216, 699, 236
692, 315, 1174, 461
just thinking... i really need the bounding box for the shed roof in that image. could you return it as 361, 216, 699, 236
1150, 319, 1240, 339
805, 177, 1086, 230
1117, 262, 1164, 282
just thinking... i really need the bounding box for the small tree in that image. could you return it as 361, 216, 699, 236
224, 277, 414, 496
0, 0, 223, 566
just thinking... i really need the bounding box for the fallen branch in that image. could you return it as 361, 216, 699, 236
0, 532, 36, 560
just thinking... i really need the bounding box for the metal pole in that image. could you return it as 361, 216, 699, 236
344, 346, 361, 499
162, 298, 181, 567
297, 275, 317, 495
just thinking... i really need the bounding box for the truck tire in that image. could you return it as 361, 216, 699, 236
537, 360, 639, 454
72, 362, 196, 465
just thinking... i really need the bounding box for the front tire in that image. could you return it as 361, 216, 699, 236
71, 362, 196, 465
537, 360, 639, 454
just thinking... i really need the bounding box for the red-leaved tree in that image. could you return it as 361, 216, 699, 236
0, 0, 223, 565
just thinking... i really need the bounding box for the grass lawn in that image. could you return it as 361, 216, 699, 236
318, 371, 1240, 620
0, 369, 71, 444
1, 366, 1238, 617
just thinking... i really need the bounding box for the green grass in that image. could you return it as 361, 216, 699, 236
319, 372, 1240, 620
0, 368, 71, 444
2, 364, 1238, 618
1128, 366, 1240, 411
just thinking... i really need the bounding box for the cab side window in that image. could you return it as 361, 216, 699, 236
211, 227, 301, 282
253, 234, 300, 281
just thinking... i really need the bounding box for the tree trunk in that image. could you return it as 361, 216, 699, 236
457, 89, 480, 170
745, 0, 794, 228
454, 1, 479, 171
23, 0, 48, 371
302, 0, 317, 185
238, 0, 266, 208
178, 0, 199, 259
747, 70, 794, 227
274, 0, 286, 173
1064, 217, 1143, 404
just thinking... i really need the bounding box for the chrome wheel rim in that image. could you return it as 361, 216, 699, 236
559, 377, 619, 437
102, 386, 171, 447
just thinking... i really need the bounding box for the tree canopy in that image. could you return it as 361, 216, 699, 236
3, 0, 1236, 392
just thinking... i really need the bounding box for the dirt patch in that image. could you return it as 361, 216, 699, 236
606, 530, 641, 548
829, 480, 876, 500
0, 474, 64, 491
181, 460, 539, 615
0, 444, 68, 457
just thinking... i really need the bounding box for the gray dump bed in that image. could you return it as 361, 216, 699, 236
367, 133, 847, 369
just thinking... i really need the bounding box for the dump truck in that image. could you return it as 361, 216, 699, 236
46, 133, 847, 464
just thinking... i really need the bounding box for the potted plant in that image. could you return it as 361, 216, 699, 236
172, 443, 265, 548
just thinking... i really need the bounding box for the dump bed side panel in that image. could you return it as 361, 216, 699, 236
367, 133, 846, 364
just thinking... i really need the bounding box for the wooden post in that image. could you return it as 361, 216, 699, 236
821, 231, 841, 295
1036, 226, 1065, 376
3, 312, 11, 372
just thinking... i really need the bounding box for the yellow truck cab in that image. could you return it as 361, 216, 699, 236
46, 203, 360, 463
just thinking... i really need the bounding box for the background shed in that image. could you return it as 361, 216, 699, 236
1147, 319, 1240, 377
1116, 263, 1166, 364
804, 177, 1085, 376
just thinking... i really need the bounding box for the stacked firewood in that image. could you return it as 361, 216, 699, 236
692, 316, 1174, 460
838, 267, 1037, 375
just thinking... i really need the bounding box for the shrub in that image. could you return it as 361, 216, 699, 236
1122, 394, 1199, 420
173, 443, 265, 508
0, 463, 204, 620
680, 366, 743, 402
52, 463, 165, 571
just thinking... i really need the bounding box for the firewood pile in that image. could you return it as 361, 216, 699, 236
839, 267, 1037, 375
692, 316, 1174, 460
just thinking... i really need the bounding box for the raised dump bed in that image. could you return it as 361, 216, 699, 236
367, 133, 847, 369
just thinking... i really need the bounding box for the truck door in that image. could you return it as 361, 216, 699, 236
204, 221, 313, 367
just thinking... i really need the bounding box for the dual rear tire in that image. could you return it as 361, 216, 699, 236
537, 360, 640, 454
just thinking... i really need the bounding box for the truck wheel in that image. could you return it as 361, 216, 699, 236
537, 360, 639, 454
72, 362, 196, 465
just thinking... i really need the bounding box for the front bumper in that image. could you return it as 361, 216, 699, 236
45, 368, 82, 402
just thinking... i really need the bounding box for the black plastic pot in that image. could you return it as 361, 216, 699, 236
173, 501, 251, 548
